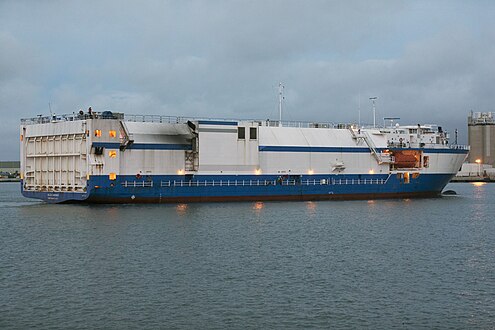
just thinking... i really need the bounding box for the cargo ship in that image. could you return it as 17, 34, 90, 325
20, 111, 469, 203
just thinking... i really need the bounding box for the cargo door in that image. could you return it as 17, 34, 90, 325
22, 133, 88, 193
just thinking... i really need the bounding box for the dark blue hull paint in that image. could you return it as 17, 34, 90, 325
21, 172, 455, 203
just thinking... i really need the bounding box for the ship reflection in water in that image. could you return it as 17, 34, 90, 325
252, 201, 264, 214
305, 201, 317, 217
175, 203, 189, 216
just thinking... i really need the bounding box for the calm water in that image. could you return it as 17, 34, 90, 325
1, 182, 494, 329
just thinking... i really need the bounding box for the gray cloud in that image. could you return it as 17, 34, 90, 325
1, 0, 494, 159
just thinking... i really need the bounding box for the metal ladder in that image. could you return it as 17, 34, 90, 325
362, 131, 384, 164
349, 128, 389, 164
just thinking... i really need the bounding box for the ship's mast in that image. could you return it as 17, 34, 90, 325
278, 82, 284, 127
358, 93, 361, 127
369, 96, 378, 128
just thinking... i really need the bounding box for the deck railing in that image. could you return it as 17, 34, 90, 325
21, 112, 124, 125
22, 112, 342, 129
119, 178, 387, 188
121, 181, 153, 188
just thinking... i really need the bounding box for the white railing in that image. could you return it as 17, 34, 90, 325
121, 180, 153, 188
22, 112, 344, 129
155, 178, 388, 188
21, 112, 124, 125
123, 114, 339, 129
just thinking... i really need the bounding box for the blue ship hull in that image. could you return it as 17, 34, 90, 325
21, 172, 455, 203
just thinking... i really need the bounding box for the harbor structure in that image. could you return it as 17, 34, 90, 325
0, 161, 19, 173
0, 161, 20, 178
468, 112, 495, 166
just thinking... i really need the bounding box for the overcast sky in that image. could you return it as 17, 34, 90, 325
1, 0, 494, 160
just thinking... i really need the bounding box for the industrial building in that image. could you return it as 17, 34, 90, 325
468, 112, 495, 166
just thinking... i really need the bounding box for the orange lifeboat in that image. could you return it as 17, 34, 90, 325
392, 150, 420, 168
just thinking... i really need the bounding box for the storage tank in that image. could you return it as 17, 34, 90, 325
468, 112, 495, 166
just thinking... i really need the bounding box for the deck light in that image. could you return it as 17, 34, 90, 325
475, 159, 482, 176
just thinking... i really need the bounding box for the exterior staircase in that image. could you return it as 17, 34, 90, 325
349, 128, 394, 164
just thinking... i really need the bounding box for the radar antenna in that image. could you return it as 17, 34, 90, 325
278, 82, 284, 127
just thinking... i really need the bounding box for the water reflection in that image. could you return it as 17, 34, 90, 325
252, 201, 264, 214
104, 206, 120, 220
471, 182, 487, 200
175, 203, 188, 216
3, 182, 495, 328
305, 201, 317, 216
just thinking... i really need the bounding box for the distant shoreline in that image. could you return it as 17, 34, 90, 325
0, 179, 20, 183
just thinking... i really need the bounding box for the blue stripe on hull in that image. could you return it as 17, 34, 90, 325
259, 145, 469, 154
92, 142, 192, 150
88, 143, 469, 154
259, 146, 374, 153
198, 120, 238, 126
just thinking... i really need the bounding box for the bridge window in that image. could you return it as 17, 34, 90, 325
94, 129, 102, 137
238, 127, 245, 139
109, 130, 117, 138
250, 127, 257, 140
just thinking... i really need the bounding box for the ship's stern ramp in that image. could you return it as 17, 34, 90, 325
117, 122, 195, 175
20, 120, 89, 202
